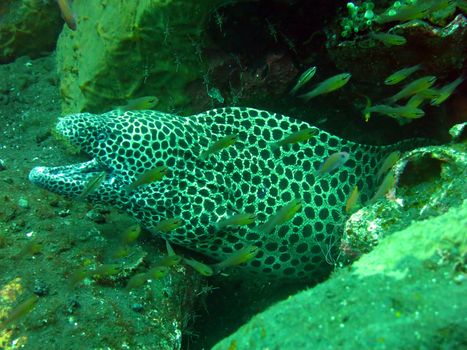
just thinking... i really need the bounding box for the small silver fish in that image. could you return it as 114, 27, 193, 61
369, 32, 407, 46
152, 218, 183, 233
125, 166, 169, 193
318, 152, 349, 175
271, 127, 318, 151
57, 0, 77, 31
345, 185, 360, 214
369, 170, 396, 204
199, 134, 238, 161
290, 66, 317, 95
260, 199, 302, 234
376, 151, 401, 181
376, 2, 433, 23
431, 76, 464, 106
184, 258, 214, 276
77, 171, 106, 199
384, 64, 422, 85
214, 245, 260, 270
299, 73, 351, 101
366, 104, 425, 120
387, 76, 437, 103
215, 213, 256, 229
114, 96, 159, 112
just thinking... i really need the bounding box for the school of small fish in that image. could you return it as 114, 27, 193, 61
361, 69, 464, 123
286, 0, 464, 123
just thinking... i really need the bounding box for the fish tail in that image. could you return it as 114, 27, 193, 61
199, 153, 207, 161
290, 85, 299, 96
299, 90, 318, 101
211, 263, 223, 275
214, 221, 225, 230
165, 240, 176, 256
123, 184, 135, 194
270, 143, 279, 152
385, 95, 397, 104
257, 221, 274, 235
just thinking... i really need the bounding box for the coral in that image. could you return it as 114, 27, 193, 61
339, 1, 377, 39
328, 13, 467, 82
56, 0, 228, 114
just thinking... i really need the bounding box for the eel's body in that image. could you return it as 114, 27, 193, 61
29, 107, 424, 280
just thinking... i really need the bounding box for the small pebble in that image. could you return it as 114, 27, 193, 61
18, 197, 29, 209
131, 303, 144, 313
0, 159, 6, 171
4, 177, 13, 184
86, 209, 106, 223
57, 209, 71, 217
65, 299, 80, 315
33, 280, 49, 297
449, 122, 466, 141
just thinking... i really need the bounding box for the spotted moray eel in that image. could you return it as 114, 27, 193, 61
29, 107, 427, 281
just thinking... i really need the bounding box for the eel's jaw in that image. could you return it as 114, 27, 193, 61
28, 159, 113, 199
29, 112, 111, 199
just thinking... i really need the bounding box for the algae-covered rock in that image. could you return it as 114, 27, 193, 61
213, 201, 467, 350
56, 0, 227, 114
0, 0, 62, 63
341, 141, 467, 259
327, 13, 467, 83
449, 122, 467, 141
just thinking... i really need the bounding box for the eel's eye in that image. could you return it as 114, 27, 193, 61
96, 131, 108, 142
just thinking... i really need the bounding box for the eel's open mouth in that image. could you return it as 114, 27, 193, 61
28, 158, 115, 199
29, 115, 116, 198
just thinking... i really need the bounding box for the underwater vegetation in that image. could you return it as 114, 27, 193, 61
339, 0, 461, 39
0, 0, 466, 349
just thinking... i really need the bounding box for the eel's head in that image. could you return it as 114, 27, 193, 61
29, 111, 135, 203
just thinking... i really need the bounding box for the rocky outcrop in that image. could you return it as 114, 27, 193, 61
56, 0, 227, 114
0, 0, 62, 63
213, 201, 467, 350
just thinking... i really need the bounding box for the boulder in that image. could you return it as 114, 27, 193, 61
213, 201, 467, 350
56, 0, 227, 114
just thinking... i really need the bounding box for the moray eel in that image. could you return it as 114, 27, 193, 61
29, 107, 426, 281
